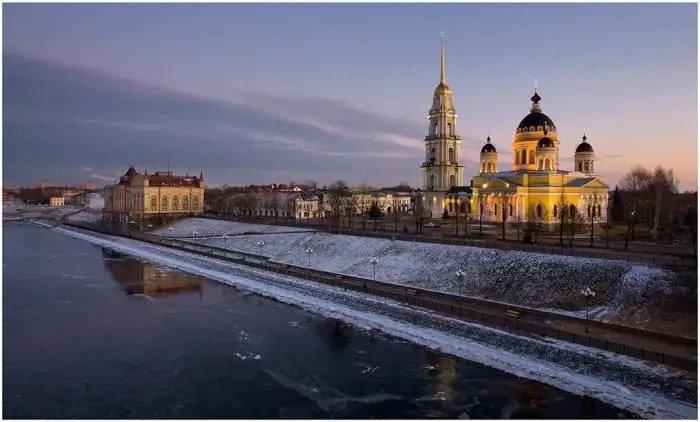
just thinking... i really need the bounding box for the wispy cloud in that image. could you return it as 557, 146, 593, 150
5, 52, 458, 187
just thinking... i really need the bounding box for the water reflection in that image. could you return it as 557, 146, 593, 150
423, 350, 458, 409
101, 248, 203, 297
315, 318, 353, 351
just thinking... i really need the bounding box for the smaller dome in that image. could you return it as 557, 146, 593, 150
531, 91, 541, 104
481, 136, 497, 153
537, 136, 555, 149
575, 133, 594, 153
434, 82, 451, 95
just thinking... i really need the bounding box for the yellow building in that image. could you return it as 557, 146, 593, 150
103, 167, 205, 222
465, 90, 609, 228
49, 196, 65, 207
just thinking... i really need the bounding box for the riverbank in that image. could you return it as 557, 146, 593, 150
155, 217, 696, 337
42, 222, 698, 419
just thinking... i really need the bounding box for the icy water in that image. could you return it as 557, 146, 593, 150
2, 224, 635, 419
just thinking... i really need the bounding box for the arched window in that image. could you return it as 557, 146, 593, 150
449, 174, 455, 187
429, 174, 435, 190
545, 158, 550, 170
553, 205, 558, 217
150, 196, 156, 209
578, 162, 583, 172
447, 123, 452, 136
538, 159, 543, 170
584, 162, 590, 173
183, 196, 189, 210
521, 150, 527, 164
193, 197, 200, 210
529, 150, 535, 164
172, 196, 179, 211
536, 204, 542, 218
162, 196, 168, 209
430, 148, 436, 161
433, 123, 438, 135
448, 147, 454, 162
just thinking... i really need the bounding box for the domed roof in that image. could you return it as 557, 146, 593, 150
536, 130, 555, 149
480, 136, 497, 153
434, 82, 451, 95
575, 134, 594, 153
517, 90, 556, 131
518, 112, 556, 131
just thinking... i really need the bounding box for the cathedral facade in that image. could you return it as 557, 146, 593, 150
419, 37, 609, 227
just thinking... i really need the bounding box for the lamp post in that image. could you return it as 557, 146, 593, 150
369, 256, 379, 280
223, 233, 229, 250
581, 287, 596, 332
624, 210, 636, 250
257, 239, 265, 257
455, 268, 466, 286
305, 246, 313, 269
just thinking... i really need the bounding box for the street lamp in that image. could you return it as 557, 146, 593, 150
455, 268, 466, 286
581, 287, 596, 332
223, 233, 229, 250
305, 246, 313, 268
257, 240, 265, 257
369, 256, 379, 280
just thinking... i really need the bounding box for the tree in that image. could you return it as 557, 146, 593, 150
345, 195, 357, 230
684, 206, 697, 254
525, 204, 549, 244
610, 186, 626, 223
369, 202, 382, 231
327, 180, 350, 232
270, 194, 281, 223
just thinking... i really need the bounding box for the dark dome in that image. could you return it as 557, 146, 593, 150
481, 136, 497, 153
576, 137, 594, 153
518, 112, 556, 131
537, 136, 555, 149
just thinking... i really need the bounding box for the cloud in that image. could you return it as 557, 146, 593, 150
4, 52, 477, 188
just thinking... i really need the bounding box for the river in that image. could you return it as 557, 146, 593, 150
2, 223, 633, 418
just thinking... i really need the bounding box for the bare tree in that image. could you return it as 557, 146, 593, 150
345, 195, 357, 230
525, 204, 549, 244
270, 194, 281, 223
327, 180, 349, 233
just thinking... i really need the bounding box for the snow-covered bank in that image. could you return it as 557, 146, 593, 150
158, 218, 688, 331
153, 218, 315, 237
53, 225, 697, 419
66, 210, 102, 224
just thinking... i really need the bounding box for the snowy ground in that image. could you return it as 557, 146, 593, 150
153, 218, 315, 237
3, 203, 83, 221
52, 224, 697, 419
156, 218, 687, 331
66, 210, 102, 224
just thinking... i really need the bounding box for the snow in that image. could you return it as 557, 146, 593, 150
87, 193, 105, 210
66, 210, 102, 223
154, 217, 315, 237
162, 218, 677, 324
52, 225, 698, 419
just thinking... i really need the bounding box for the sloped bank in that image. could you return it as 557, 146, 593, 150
167, 219, 693, 335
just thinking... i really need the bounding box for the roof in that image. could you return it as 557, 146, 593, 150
565, 177, 597, 188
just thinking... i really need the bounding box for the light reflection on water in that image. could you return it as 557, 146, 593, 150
2, 224, 635, 419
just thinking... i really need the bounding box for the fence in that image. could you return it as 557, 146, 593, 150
201, 213, 697, 270
62, 221, 697, 373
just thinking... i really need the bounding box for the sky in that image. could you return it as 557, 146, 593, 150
2, 2, 698, 191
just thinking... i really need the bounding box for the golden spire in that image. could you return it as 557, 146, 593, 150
434, 32, 451, 95
440, 31, 446, 85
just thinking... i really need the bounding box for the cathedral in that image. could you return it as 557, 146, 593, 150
420, 36, 609, 227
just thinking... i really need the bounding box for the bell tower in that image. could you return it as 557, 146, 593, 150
420, 33, 464, 216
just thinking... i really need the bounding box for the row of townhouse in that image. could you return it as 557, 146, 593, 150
212, 190, 414, 220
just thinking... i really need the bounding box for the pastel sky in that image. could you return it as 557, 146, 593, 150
2, 3, 698, 190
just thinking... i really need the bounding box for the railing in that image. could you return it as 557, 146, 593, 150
62, 221, 697, 373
